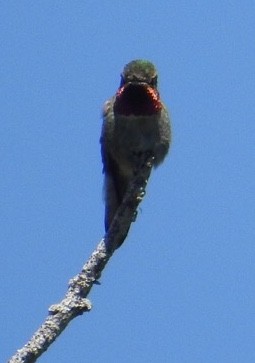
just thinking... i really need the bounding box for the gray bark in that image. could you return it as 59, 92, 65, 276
8, 156, 154, 363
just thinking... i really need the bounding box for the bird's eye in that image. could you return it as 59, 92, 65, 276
150, 76, 157, 87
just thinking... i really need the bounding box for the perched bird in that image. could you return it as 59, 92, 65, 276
100, 59, 171, 242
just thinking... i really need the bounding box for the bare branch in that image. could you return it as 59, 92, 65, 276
9, 156, 154, 363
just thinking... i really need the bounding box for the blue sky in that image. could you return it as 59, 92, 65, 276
1, 1, 255, 362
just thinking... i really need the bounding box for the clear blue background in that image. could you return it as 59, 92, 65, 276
1, 2, 255, 362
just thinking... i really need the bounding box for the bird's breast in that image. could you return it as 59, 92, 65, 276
114, 114, 160, 153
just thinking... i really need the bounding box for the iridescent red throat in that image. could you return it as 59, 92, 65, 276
113, 83, 162, 116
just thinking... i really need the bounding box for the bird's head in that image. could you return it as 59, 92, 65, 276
114, 60, 162, 116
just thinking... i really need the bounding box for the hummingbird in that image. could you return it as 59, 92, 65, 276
100, 60, 171, 244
